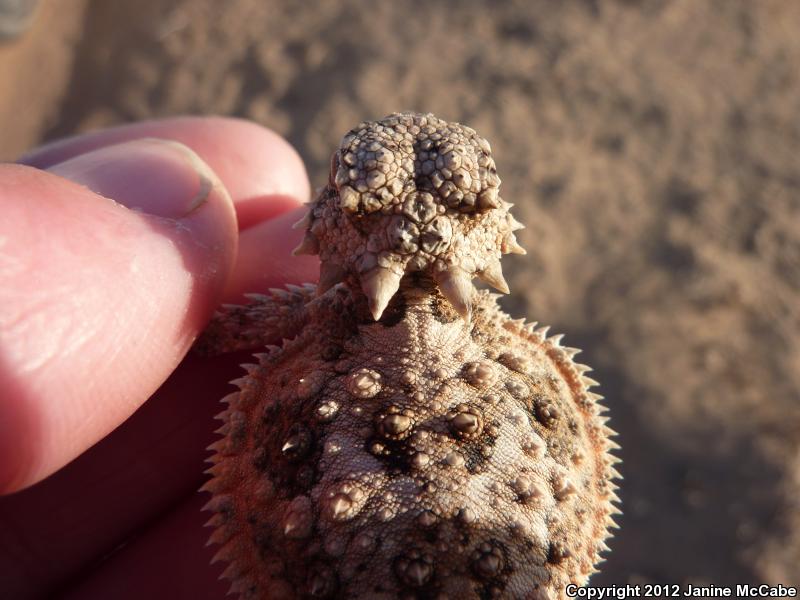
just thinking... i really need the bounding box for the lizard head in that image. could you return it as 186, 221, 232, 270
294, 112, 525, 320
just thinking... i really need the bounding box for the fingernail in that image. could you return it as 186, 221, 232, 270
46, 138, 219, 219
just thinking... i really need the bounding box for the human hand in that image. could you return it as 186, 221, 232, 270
0, 117, 319, 598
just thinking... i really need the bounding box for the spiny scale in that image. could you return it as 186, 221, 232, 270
198, 113, 620, 599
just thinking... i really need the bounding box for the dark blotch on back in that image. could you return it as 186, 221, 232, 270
365, 437, 415, 475
462, 430, 498, 474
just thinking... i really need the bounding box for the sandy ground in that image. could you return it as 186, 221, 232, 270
1, 0, 798, 589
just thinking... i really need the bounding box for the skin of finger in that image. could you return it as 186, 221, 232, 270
0, 165, 237, 492
19, 116, 319, 302
0, 123, 317, 590
0, 209, 318, 592
0, 350, 251, 598
0, 210, 317, 592
224, 204, 320, 302
59, 494, 229, 600
0, 350, 250, 597
19, 116, 311, 230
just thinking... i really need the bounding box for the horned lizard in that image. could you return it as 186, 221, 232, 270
197, 112, 621, 599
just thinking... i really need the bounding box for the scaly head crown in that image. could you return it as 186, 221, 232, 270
294, 112, 525, 320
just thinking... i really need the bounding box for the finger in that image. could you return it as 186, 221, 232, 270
0, 349, 251, 598
19, 116, 311, 230
21, 116, 321, 301
0, 140, 237, 493
0, 202, 320, 590
225, 204, 320, 302
59, 494, 228, 600
0, 202, 321, 591
0, 123, 319, 590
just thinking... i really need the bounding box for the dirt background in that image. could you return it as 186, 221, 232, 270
1, 0, 799, 589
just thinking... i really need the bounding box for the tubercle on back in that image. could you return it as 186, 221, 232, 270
292, 111, 526, 321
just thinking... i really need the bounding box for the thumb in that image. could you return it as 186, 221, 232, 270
0, 139, 237, 493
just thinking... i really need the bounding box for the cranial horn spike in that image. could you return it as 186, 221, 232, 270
361, 267, 403, 321
502, 233, 527, 255
509, 215, 525, 231
292, 232, 319, 256
435, 267, 474, 319
318, 261, 346, 295
477, 260, 510, 294
291, 210, 312, 230
477, 187, 500, 209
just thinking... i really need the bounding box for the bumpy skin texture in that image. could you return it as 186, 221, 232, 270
200, 113, 620, 599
